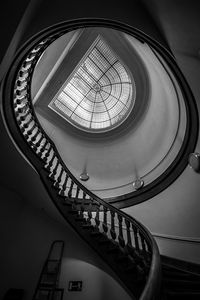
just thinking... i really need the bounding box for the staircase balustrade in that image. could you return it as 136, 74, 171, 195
2, 32, 161, 300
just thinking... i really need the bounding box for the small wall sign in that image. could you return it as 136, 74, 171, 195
68, 281, 82, 291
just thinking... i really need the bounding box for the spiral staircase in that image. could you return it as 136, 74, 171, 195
1, 22, 200, 300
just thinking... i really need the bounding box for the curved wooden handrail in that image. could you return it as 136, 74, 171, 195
1, 27, 161, 300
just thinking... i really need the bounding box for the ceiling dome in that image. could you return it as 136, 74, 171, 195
50, 36, 135, 132
31, 26, 197, 206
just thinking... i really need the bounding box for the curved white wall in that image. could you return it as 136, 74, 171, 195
31, 28, 200, 264
33, 30, 186, 198
123, 53, 200, 263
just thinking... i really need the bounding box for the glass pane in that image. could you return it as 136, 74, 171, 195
51, 36, 135, 132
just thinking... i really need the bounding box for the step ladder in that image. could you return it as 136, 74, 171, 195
33, 240, 64, 300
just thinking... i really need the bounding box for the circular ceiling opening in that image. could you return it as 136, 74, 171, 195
24, 22, 197, 207
50, 36, 135, 132
32, 27, 146, 138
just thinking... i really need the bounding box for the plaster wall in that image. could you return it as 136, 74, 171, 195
34, 45, 200, 264
0, 185, 131, 300
34, 33, 182, 198
123, 53, 200, 263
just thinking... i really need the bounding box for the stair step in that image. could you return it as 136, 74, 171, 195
116, 255, 129, 262
163, 278, 200, 290
90, 231, 102, 237
68, 209, 78, 215
61, 200, 72, 206
114, 254, 132, 268
75, 216, 86, 222
107, 244, 119, 254
163, 268, 190, 276
164, 290, 200, 300
81, 224, 94, 229
75, 199, 91, 205
163, 269, 199, 281
98, 239, 110, 245
124, 265, 138, 274
163, 265, 200, 276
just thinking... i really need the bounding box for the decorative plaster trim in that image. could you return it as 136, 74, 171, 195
87, 213, 200, 244
152, 232, 200, 244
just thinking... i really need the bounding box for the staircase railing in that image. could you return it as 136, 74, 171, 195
1, 32, 161, 300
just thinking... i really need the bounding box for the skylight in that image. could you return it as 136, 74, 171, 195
49, 36, 135, 132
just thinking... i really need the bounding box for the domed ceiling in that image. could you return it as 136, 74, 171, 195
32, 27, 188, 204
49, 36, 134, 132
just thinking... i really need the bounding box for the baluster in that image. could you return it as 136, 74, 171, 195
139, 233, 150, 268
83, 191, 87, 202
16, 117, 24, 128
15, 87, 27, 96
17, 100, 29, 110
75, 186, 80, 199
35, 133, 44, 148
22, 60, 31, 69
14, 95, 28, 107
118, 214, 125, 248
80, 191, 86, 218
46, 150, 56, 172
132, 225, 140, 252
56, 167, 64, 187
32, 133, 43, 152
102, 206, 108, 234
16, 78, 27, 87
68, 180, 74, 198
19, 99, 29, 109
49, 158, 59, 181
60, 172, 69, 197
15, 106, 29, 118
21, 118, 34, 140
15, 87, 27, 97
110, 211, 116, 241
38, 139, 48, 158
27, 122, 37, 135
27, 52, 36, 60
95, 203, 100, 230
19, 69, 29, 78
30, 129, 41, 151
125, 219, 132, 253
31, 45, 42, 53
145, 241, 152, 264
29, 126, 39, 142
20, 111, 31, 126
23, 116, 33, 130
140, 233, 147, 253
87, 197, 93, 224
17, 112, 32, 128
138, 232, 149, 272
53, 166, 64, 190
16, 108, 32, 122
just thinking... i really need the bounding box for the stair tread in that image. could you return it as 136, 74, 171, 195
81, 224, 94, 229
90, 231, 102, 236
166, 290, 200, 294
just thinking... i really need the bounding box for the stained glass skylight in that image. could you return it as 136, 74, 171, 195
49, 36, 135, 132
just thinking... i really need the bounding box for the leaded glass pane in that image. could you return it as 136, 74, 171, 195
50, 36, 135, 132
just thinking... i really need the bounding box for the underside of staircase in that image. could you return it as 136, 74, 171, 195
161, 256, 200, 300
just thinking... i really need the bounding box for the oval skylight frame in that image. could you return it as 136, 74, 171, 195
49, 35, 136, 133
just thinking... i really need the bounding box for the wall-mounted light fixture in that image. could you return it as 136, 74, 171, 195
188, 152, 200, 173
133, 178, 144, 190
80, 172, 89, 181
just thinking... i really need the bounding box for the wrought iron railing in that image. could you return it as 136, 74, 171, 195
2, 30, 161, 300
